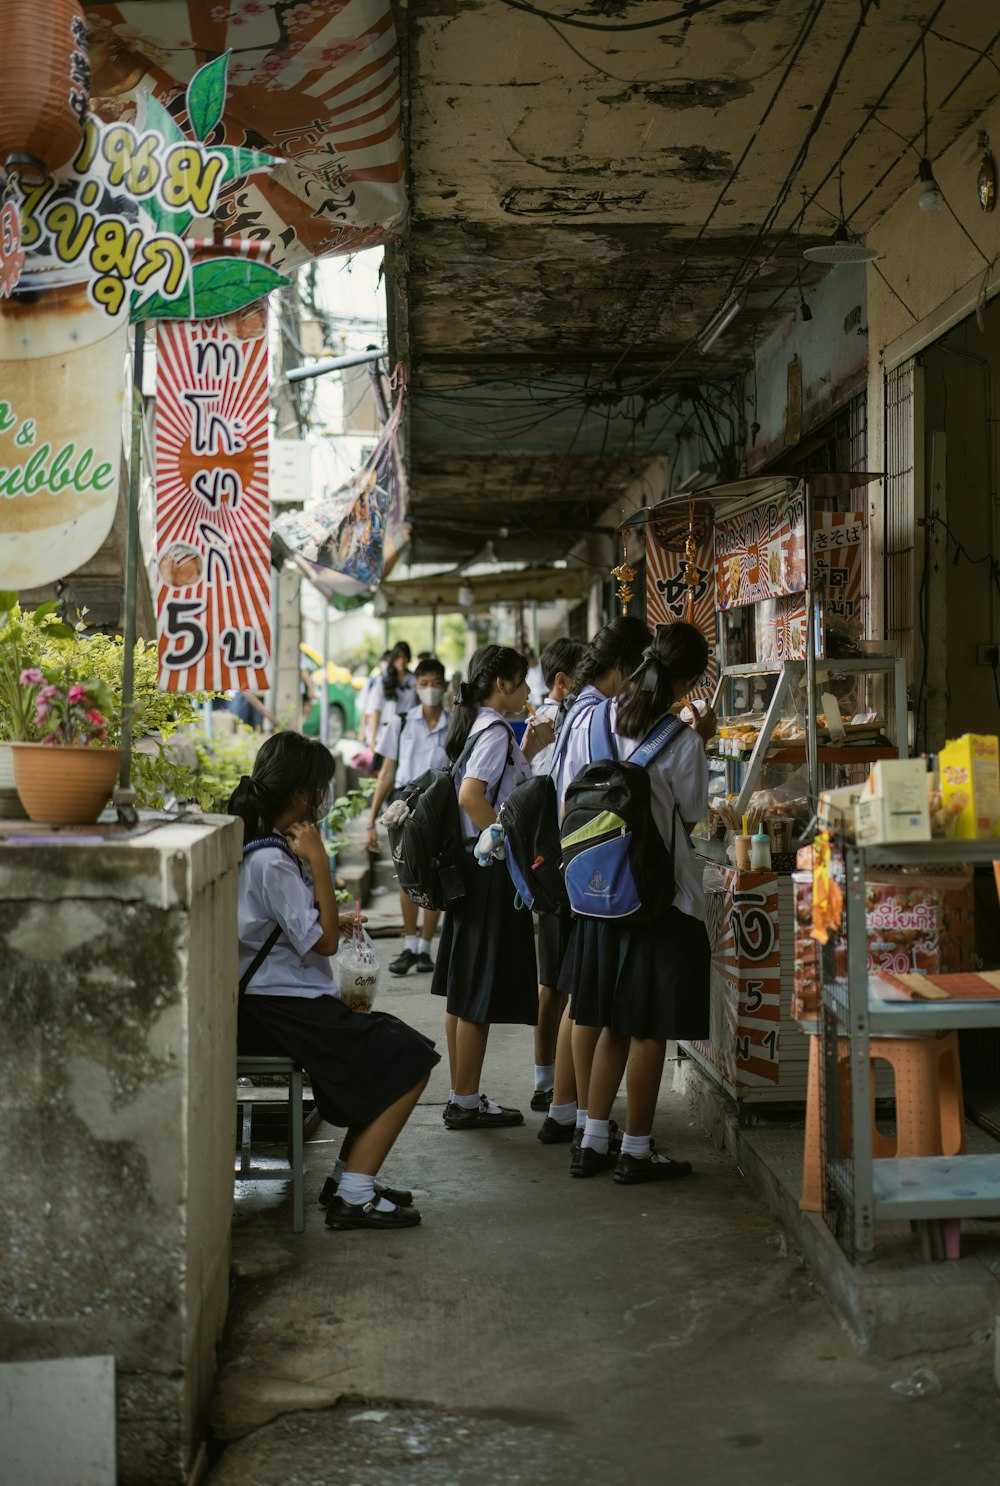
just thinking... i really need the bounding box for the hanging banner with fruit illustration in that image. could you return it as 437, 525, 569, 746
154, 305, 271, 693
714, 487, 808, 610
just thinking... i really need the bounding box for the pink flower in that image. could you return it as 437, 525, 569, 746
85, 709, 106, 727
41, 734, 60, 745
67, 684, 86, 703
34, 703, 50, 724
19, 668, 44, 684
39, 685, 58, 700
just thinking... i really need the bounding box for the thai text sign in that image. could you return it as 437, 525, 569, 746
714, 488, 807, 609
693, 870, 781, 1087
155, 313, 271, 692
644, 509, 718, 702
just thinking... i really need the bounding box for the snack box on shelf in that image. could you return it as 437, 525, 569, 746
939, 733, 1000, 840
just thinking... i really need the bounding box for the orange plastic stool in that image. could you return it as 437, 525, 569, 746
800, 1031, 966, 1213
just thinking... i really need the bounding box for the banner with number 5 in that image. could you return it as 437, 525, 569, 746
154, 306, 271, 693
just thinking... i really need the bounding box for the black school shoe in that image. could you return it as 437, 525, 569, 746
413, 951, 435, 974
318, 1175, 414, 1208
530, 1088, 553, 1112
325, 1195, 421, 1231
537, 1115, 575, 1144
570, 1144, 617, 1178
389, 949, 418, 976
614, 1151, 693, 1184
443, 1097, 524, 1130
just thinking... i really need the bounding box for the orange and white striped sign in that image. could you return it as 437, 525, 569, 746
154, 313, 271, 693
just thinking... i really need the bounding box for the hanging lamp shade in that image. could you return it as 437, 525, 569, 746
0, 0, 89, 176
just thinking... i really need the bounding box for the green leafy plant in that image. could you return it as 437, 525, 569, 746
189, 727, 263, 814
0, 595, 76, 741
324, 781, 376, 855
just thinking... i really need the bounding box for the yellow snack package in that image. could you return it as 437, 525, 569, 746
939, 734, 1000, 839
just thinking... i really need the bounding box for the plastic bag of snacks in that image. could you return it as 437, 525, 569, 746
333, 903, 379, 1012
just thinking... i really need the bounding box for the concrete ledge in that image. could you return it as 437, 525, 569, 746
675, 1056, 1000, 1367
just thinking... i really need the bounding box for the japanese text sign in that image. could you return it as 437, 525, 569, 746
155, 311, 271, 692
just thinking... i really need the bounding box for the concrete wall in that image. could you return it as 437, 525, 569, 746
0, 818, 242, 1485
748, 263, 869, 471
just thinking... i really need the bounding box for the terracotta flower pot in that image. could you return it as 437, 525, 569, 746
11, 742, 121, 825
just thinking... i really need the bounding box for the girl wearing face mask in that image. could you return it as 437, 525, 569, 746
230, 733, 440, 1232
366, 641, 416, 753
367, 656, 451, 975
433, 645, 555, 1130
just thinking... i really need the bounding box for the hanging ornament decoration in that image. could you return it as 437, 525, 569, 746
0, 0, 89, 177
683, 494, 699, 622
611, 537, 637, 616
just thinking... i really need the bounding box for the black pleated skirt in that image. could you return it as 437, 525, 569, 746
537, 907, 574, 988
431, 858, 538, 1024
238, 994, 440, 1129
566, 908, 710, 1042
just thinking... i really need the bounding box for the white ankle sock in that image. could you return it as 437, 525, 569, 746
331, 1157, 346, 1182
549, 1100, 577, 1125
533, 1064, 555, 1093
404, 935, 418, 953
417, 938, 431, 956
620, 1133, 651, 1161
453, 1092, 481, 1111
581, 1117, 610, 1154
335, 1171, 395, 1212
575, 1108, 588, 1130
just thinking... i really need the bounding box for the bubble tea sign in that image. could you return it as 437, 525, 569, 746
0, 53, 287, 591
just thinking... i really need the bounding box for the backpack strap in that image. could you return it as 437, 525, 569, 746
239, 834, 300, 995
587, 698, 617, 763
626, 712, 688, 769
452, 719, 515, 843
546, 691, 601, 778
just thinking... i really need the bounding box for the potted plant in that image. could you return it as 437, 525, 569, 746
0, 594, 75, 817
11, 666, 120, 824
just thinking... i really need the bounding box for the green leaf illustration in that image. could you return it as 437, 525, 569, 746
186, 53, 230, 142
143, 94, 186, 147
130, 288, 190, 322
217, 147, 278, 187
190, 258, 291, 319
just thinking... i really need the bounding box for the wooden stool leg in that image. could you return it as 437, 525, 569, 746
800, 1034, 824, 1213
937, 1038, 967, 1156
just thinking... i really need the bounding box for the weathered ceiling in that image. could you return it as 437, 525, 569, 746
388, 0, 1000, 564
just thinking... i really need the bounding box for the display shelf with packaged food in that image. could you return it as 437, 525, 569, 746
818, 837, 1000, 1264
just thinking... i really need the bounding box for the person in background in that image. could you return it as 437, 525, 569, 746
433, 645, 554, 1130
535, 615, 653, 1148
228, 690, 265, 731
360, 651, 391, 742
525, 649, 545, 707
230, 733, 440, 1231
366, 641, 415, 753
565, 621, 716, 1184
528, 636, 586, 1113
367, 655, 450, 976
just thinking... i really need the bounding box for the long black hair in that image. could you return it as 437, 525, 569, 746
573, 615, 652, 694
617, 622, 709, 740
445, 644, 527, 761
382, 641, 412, 702
227, 732, 334, 845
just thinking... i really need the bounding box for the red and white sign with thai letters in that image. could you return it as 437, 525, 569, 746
155, 312, 271, 693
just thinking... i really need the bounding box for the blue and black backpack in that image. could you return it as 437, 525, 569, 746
500, 694, 601, 914
560, 700, 686, 922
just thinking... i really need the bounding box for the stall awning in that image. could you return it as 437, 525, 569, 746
379, 566, 585, 618
84, 0, 405, 268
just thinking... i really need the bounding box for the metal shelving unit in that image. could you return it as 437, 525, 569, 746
819, 838, 1000, 1263
710, 656, 909, 820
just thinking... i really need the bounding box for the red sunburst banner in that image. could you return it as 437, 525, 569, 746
154, 311, 271, 693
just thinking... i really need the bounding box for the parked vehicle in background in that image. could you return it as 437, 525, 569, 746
300, 644, 365, 743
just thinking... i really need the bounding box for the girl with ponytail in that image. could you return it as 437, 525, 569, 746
230, 732, 439, 1232
561, 621, 717, 1187
434, 645, 555, 1130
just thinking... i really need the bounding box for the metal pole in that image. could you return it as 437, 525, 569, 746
431, 603, 438, 652
118, 321, 146, 791
803, 479, 819, 808
319, 602, 330, 747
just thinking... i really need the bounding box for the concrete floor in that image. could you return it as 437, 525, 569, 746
208, 946, 1000, 1486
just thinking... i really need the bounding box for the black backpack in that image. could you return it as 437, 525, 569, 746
386, 721, 512, 911
500, 694, 601, 915
560, 700, 686, 923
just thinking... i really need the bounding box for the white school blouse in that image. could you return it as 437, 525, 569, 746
553, 684, 607, 808
377, 704, 450, 786
238, 846, 334, 998
452, 706, 528, 844
368, 671, 417, 729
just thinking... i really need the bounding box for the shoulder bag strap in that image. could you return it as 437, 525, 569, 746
239, 924, 282, 996
546, 693, 596, 778
587, 698, 617, 764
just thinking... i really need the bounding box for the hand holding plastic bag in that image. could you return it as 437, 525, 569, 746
333, 903, 380, 1012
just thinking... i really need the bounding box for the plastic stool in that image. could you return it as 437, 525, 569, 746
236, 1055, 305, 1232
800, 1031, 966, 1214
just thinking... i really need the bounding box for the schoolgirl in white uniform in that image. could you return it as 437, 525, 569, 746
566, 620, 717, 1183
535, 616, 653, 1147
432, 645, 555, 1130
366, 641, 416, 752
366, 655, 451, 975
231, 732, 440, 1231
